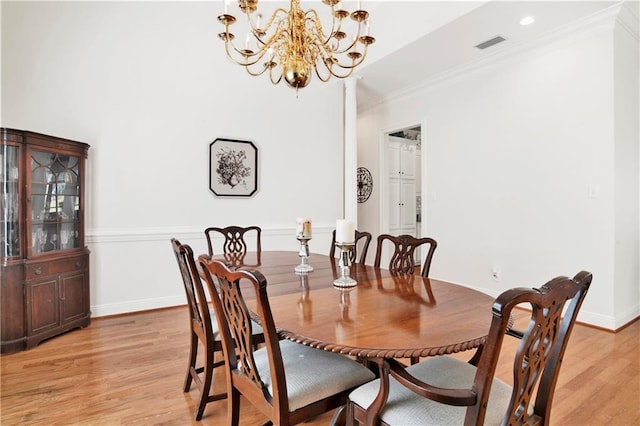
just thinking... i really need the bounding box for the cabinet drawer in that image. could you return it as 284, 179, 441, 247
26, 257, 86, 280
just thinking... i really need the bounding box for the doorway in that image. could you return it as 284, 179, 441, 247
383, 124, 422, 264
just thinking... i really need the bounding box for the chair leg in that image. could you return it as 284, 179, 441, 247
229, 388, 241, 426
330, 404, 348, 426
194, 342, 216, 420
184, 331, 198, 392
345, 401, 355, 426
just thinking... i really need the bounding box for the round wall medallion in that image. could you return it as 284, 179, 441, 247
357, 167, 373, 203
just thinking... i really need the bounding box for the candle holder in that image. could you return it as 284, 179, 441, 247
333, 242, 357, 287
294, 236, 314, 274
297, 274, 312, 321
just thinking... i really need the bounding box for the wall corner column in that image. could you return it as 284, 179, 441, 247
344, 77, 359, 227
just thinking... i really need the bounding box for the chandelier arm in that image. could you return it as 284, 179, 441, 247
303, 7, 364, 55
268, 64, 284, 85
305, 35, 359, 71
330, 26, 363, 55
313, 34, 373, 70
244, 63, 271, 77
334, 44, 373, 69
304, 8, 339, 47
246, 6, 290, 45
259, 24, 289, 52
314, 58, 355, 81
259, 7, 289, 33
223, 38, 274, 68
322, 55, 369, 71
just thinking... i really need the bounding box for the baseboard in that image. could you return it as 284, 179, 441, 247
91, 295, 185, 317
613, 304, 640, 330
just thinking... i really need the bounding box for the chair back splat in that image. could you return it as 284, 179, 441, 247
374, 234, 437, 277
199, 256, 376, 426
204, 225, 262, 256
330, 229, 373, 264
348, 271, 592, 426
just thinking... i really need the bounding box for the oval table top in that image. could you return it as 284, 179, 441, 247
212, 250, 495, 360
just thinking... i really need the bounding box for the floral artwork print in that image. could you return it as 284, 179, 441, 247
209, 138, 258, 197
216, 148, 251, 189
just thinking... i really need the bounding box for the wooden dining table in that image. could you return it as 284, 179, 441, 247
214, 250, 495, 361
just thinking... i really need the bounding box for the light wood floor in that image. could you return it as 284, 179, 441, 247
1, 306, 638, 425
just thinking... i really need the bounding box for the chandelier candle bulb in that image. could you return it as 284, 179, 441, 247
296, 218, 312, 238
336, 219, 355, 244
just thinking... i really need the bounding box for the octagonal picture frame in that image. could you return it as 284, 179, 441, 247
209, 138, 258, 197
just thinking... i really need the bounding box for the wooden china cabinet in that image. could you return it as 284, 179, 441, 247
1, 128, 90, 354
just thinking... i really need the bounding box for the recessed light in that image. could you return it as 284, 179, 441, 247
520, 16, 535, 26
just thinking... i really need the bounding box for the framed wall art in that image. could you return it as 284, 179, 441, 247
357, 167, 373, 203
209, 138, 258, 197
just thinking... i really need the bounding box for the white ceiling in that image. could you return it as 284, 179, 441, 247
353, 0, 623, 109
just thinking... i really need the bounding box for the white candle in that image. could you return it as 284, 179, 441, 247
336, 219, 355, 243
223, 0, 228, 14
296, 218, 312, 238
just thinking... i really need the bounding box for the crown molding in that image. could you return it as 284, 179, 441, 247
617, 1, 640, 40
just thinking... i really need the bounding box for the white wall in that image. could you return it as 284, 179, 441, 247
613, 4, 640, 327
358, 5, 639, 330
2, 1, 345, 316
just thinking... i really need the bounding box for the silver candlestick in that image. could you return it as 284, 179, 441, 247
294, 236, 314, 274
333, 242, 357, 287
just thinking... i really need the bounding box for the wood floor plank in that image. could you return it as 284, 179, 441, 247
1, 306, 638, 425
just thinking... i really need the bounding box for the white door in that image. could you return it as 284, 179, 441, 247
389, 177, 401, 229
400, 179, 416, 229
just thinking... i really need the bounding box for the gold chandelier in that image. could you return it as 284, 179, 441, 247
217, 0, 375, 90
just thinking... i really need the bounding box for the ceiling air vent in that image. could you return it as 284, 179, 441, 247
475, 35, 506, 50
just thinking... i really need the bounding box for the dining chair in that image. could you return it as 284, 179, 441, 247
373, 234, 437, 277
171, 238, 264, 420
198, 256, 377, 426
170, 238, 226, 420
348, 270, 592, 426
330, 229, 373, 264
204, 225, 262, 256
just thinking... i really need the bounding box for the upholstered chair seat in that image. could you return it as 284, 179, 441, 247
252, 339, 376, 412
350, 356, 512, 425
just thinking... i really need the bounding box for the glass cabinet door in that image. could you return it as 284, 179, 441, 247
30, 150, 81, 255
1, 144, 20, 257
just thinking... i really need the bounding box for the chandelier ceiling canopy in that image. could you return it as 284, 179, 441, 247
217, 0, 375, 91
